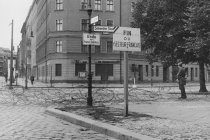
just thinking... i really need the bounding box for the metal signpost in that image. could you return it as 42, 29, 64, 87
113, 27, 141, 116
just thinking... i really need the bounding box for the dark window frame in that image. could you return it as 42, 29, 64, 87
55, 64, 62, 76
75, 63, 86, 76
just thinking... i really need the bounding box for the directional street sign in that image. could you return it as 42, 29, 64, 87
83, 33, 100, 46
91, 16, 99, 24
113, 27, 141, 52
93, 26, 118, 33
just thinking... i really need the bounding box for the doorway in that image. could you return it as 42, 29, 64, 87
191, 68, 194, 81
138, 65, 143, 82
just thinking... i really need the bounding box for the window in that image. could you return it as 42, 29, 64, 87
56, 19, 63, 31
146, 65, 148, 77
95, 20, 101, 26
75, 63, 86, 76
81, 0, 88, 9
151, 65, 154, 77
81, 45, 88, 53
95, 64, 113, 76
107, 41, 113, 53
55, 64, 62, 76
81, 19, 89, 31
56, 41, 62, 52
94, 0, 101, 10
131, 2, 135, 12
95, 46, 101, 53
106, 0, 114, 11
156, 66, 159, 77
195, 68, 198, 77
107, 20, 113, 26
56, 0, 63, 10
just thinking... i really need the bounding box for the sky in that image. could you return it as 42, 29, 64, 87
0, 0, 33, 51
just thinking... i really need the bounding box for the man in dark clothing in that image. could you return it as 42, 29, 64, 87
177, 63, 187, 99
30, 75, 34, 85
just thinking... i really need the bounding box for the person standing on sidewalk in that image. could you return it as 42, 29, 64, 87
177, 62, 187, 99
4, 73, 8, 83
30, 75, 34, 85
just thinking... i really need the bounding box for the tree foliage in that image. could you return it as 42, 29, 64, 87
183, 0, 210, 92
184, 0, 210, 64
132, 0, 189, 67
132, 0, 210, 92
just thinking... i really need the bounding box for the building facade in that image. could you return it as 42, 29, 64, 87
0, 47, 10, 76
19, 0, 208, 83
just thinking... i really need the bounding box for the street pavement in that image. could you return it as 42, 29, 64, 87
3, 77, 210, 139
113, 100, 210, 127
0, 77, 117, 140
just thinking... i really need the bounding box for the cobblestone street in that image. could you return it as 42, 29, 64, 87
0, 78, 117, 140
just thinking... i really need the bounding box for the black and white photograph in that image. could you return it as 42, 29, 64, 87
0, 0, 210, 139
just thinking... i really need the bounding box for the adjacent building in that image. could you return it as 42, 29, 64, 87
0, 47, 10, 76
19, 0, 207, 83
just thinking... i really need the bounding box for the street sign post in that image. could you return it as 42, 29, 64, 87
93, 26, 118, 33
113, 27, 141, 116
83, 33, 100, 46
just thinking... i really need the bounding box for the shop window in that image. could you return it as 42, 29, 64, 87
55, 64, 62, 76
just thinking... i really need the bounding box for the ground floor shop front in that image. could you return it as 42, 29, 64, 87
31, 58, 204, 84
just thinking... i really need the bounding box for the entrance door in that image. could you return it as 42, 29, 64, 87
163, 66, 170, 82
191, 68, 194, 81
96, 64, 113, 82
172, 66, 179, 82
208, 70, 210, 82
138, 65, 143, 82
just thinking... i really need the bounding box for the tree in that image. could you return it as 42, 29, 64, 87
184, 0, 210, 92
132, 0, 189, 67
132, 0, 210, 92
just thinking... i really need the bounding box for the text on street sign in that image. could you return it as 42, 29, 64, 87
113, 27, 141, 52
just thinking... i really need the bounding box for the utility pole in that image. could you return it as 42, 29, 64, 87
45, 0, 48, 83
87, 0, 93, 106
25, 50, 28, 89
119, 0, 122, 84
9, 20, 14, 89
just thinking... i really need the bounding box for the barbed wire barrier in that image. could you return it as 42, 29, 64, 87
1, 83, 209, 106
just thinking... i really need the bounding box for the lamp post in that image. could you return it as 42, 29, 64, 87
87, 3, 93, 106
25, 25, 34, 89
25, 55, 28, 89
9, 20, 14, 89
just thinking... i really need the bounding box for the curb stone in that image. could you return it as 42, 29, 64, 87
46, 108, 159, 140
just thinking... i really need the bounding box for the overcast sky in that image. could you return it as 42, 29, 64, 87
0, 0, 33, 51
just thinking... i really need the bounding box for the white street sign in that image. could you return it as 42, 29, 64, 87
93, 26, 118, 32
91, 15, 99, 24
113, 27, 141, 52
83, 33, 100, 45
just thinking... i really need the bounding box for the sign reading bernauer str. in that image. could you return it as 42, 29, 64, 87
94, 26, 118, 32
113, 27, 141, 52
83, 33, 100, 46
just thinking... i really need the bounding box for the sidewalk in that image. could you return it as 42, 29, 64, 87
16, 77, 209, 88
15, 78, 210, 139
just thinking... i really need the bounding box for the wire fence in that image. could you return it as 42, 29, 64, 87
0, 77, 209, 106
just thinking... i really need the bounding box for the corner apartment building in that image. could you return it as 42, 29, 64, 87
20, 0, 204, 83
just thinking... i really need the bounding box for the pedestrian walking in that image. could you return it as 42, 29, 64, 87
30, 75, 34, 85
15, 73, 18, 85
177, 62, 187, 99
4, 73, 8, 83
